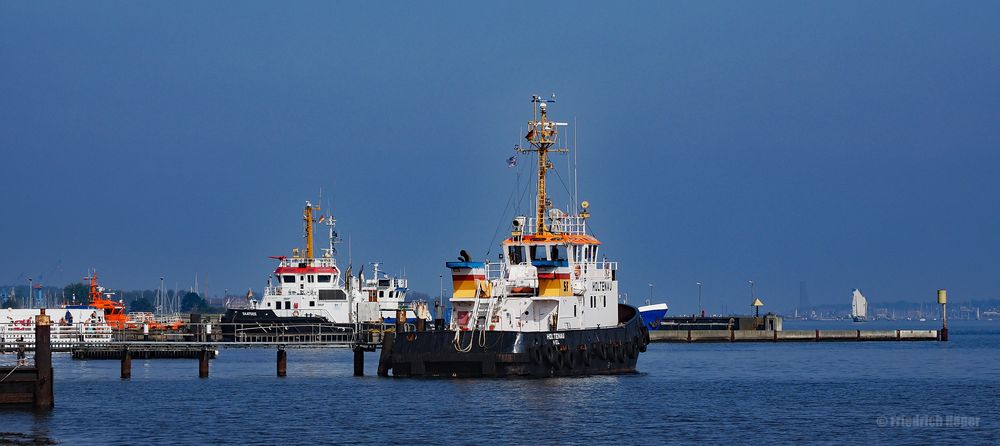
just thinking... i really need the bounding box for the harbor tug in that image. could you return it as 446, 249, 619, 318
222, 201, 427, 340
381, 96, 650, 377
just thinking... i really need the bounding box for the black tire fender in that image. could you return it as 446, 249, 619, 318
529, 347, 543, 364
544, 345, 558, 364
554, 349, 566, 370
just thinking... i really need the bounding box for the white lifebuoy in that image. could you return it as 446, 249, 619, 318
292, 310, 300, 317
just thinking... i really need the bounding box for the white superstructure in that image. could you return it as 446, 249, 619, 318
246, 201, 427, 324
448, 96, 620, 334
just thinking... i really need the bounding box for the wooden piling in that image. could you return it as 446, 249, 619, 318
353, 347, 364, 376
377, 333, 395, 377
277, 348, 287, 377
198, 348, 210, 378
34, 310, 53, 409
395, 309, 406, 333
121, 347, 132, 379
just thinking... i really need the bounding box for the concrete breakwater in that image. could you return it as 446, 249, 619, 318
650, 329, 939, 343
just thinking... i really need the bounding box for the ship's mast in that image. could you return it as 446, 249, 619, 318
323, 213, 338, 258
303, 201, 320, 259
518, 94, 567, 234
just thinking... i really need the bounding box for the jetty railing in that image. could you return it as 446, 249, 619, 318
0, 321, 405, 353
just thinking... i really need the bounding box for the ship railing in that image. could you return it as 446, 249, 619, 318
263, 287, 326, 296
0, 322, 115, 348
574, 260, 618, 279
522, 216, 588, 235
484, 262, 505, 280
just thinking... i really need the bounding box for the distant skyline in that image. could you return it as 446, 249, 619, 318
2, 2, 998, 314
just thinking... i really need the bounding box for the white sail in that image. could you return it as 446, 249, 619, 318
851, 289, 868, 320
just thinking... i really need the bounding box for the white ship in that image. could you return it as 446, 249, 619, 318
222, 201, 427, 339
851, 288, 868, 322
2, 307, 113, 347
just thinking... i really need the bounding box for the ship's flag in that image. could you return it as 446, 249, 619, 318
318, 215, 326, 223
507, 155, 517, 168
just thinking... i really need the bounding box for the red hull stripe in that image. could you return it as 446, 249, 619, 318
452, 274, 486, 280
274, 267, 338, 274
537, 273, 571, 279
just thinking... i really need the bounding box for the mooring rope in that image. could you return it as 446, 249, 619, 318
0, 362, 21, 383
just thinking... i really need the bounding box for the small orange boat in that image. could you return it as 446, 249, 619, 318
84, 272, 128, 330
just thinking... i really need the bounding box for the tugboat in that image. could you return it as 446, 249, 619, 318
380, 95, 650, 377
221, 201, 424, 340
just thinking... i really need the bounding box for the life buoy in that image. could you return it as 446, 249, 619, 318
292, 310, 300, 317
573, 264, 581, 279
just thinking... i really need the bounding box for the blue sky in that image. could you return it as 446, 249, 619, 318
1, 1, 998, 313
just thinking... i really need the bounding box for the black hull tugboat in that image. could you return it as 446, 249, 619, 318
384, 304, 648, 377
379, 95, 650, 377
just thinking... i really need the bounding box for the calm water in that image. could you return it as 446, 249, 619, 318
2, 320, 998, 445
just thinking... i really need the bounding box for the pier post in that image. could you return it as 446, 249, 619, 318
34, 309, 53, 409
277, 347, 287, 377
938, 289, 949, 342
198, 348, 210, 378
121, 347, 132, 379
395, 309, 406, 333
353, 347, 364, 377
377, 333, 395, 377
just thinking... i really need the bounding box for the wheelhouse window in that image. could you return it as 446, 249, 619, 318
317, 275, 331, 283
508, 246, 525, 264
282, 275, 296, 283
552, 245, 566, 261
309, 301, 315, 307
530, 245, 548, 261
307, 275, 315, 283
